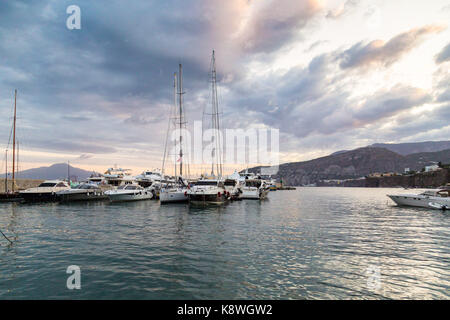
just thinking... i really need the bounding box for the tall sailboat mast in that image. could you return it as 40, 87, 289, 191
12, 89, 17, 192
178, 64, 184, 177
210, 50, 222, 178
4, 150, 7, 192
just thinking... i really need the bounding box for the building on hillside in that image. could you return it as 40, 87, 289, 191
425, 165, 439, 172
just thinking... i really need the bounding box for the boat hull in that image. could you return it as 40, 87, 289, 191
0, 192, 23, 202
57, 192, 108, 203
189, 193, 228, 205
20, 192, 59, 203
388, 194, 450, 208
107, 191, 153, 202
240, 188, 269, 200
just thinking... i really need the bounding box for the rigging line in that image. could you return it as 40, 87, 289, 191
0, 228, 13, 245
162, 72, 178, 175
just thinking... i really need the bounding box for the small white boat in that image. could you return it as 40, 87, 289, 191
387, 189, 450, 209
160, 187, 189, 203
105, 184, 153, 202
240, 178, 270, 200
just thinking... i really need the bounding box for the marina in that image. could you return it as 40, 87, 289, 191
1, 1, 450, 304
1, 187, 448, 299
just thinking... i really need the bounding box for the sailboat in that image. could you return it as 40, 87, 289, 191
0, 90, 22, 202
160, 64, 190, 203
188, 51, 230, 205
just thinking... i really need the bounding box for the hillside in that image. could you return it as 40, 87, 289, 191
249, 147, 450, 186
370, 141, 450, 155
15, 163, 95, 180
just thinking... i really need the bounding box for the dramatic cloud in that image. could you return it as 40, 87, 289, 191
340, 25, 446, 69
326, 0, 358, 19
0, 0, 449, 171
435, 42, 450, 63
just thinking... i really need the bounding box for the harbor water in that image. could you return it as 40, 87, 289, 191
0, 187, 449, 299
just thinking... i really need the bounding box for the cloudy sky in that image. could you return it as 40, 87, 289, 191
1, 0, 449, 175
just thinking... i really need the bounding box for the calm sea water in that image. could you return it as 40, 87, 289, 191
0, 187, 449, 299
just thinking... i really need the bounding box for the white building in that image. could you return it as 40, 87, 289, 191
425, 165, 439, 172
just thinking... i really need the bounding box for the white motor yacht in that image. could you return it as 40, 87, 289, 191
57, 183, 108, 202
240, 178, 270, 200
387, 189, 450, 209
20, 180, 71, 202
103, 167, 135, 187
188, 178, 230, 205
105, 184, 153, 202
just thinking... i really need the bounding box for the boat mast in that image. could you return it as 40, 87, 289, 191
178, 64, 184, 178
210, 50, 222, 178
12, 89, 17, 192
4, 150, 7, 192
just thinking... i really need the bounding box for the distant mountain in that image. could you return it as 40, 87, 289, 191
369, 141, 450, 155
16, 163, 95, 180
249, 147, 450, 186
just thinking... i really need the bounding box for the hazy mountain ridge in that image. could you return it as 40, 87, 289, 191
14, 163, 96, 180
331, 140, 450, 156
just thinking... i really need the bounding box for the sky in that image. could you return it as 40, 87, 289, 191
0, 0, 449, 175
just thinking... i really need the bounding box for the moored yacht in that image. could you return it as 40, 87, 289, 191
103, 167, 135, 187
105, 184, 153, 202
87, 173, 106, 185
20, 180, 71, 202
188, 178, 230, 205
56, 183, 108, 202
240, 178, 270, 200
135, 169, 164, 188
159, 64, 190, 204
188, 51, 228, 205
387, 188, 450, 209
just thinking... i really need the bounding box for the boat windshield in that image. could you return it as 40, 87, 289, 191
420, 190, 438, 196
77, 184, 99, 190
38, 182, 57, 187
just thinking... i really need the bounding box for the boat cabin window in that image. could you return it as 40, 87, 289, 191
224, 179, 236, 186
123, 185, 139, 190
38, 182, 57, 187
245, 180, 262, 187
195, 181, 218, 186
